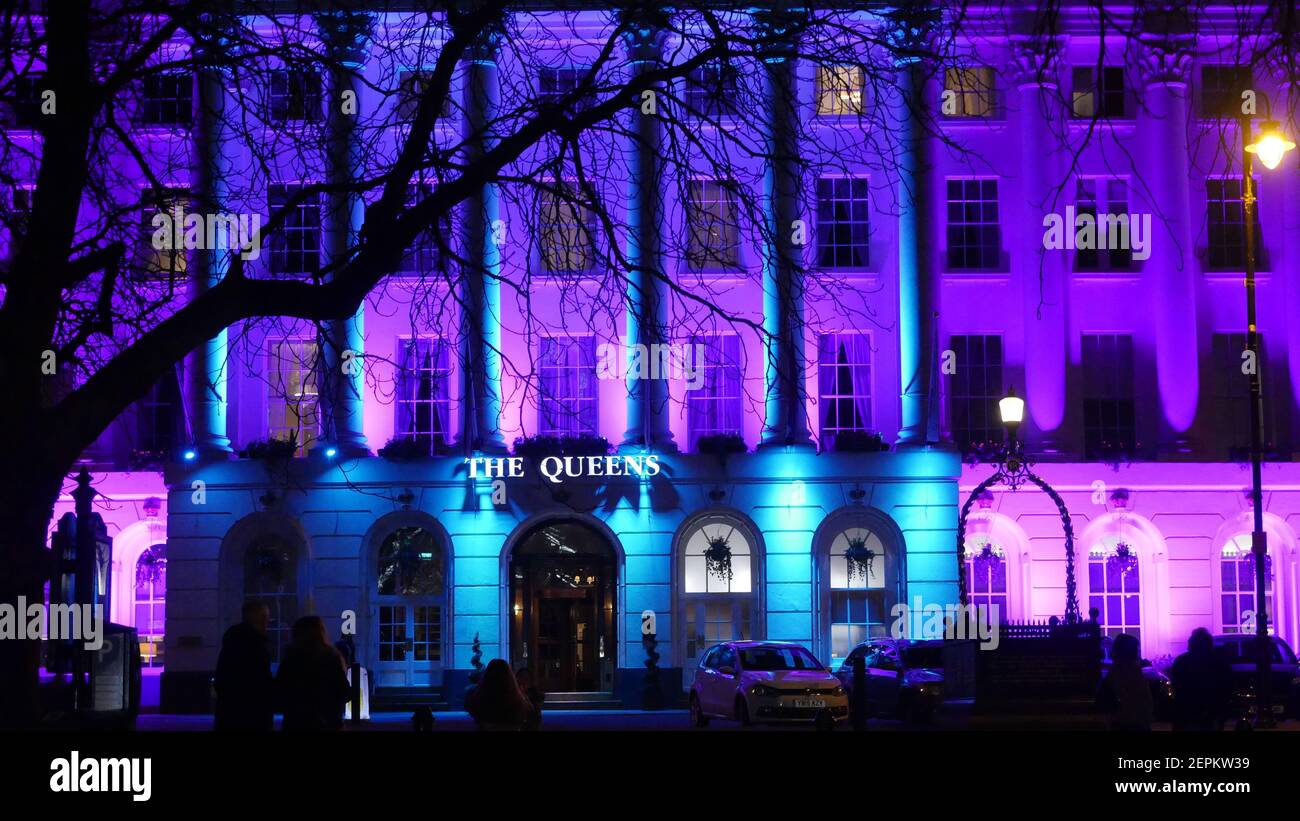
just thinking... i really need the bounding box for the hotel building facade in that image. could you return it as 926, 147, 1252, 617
8, 3, 1300, 710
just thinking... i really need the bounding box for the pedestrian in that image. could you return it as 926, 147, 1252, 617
1169, 627, 1231, 731
464, 659, 533, 731
213, 600, 274, 732
516, 666, 544, 731
275, 616, 351, 731
1098, 633, 1153, 731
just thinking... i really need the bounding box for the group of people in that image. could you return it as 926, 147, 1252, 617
213, 600, 352, 732
215, 600, 546, 731
1099, 627, 1235, 731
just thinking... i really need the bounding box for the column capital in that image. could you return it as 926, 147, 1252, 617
1137, 32, 1195, 87
619, 15, 670, 64
467, 25, 504, 65
883, 5, 940, 68
315, 9, 374, 69
1008, 35, 1063, 89
192, 26, 239, 72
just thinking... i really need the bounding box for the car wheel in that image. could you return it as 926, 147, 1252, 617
734, 696, 751, 727
815, 710, 835, 732
910, 704, 934, 726
689, 694, 709, 728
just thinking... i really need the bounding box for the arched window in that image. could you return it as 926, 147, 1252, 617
1088, 534, 1141, 643
679, 515, 760, 678
963, 534, 1007, 618
134, 544, 166, 668
244, 538, 297, 663
826, 526, 889, 666
375, 527, 445, 685
1219, 534, 1274, 635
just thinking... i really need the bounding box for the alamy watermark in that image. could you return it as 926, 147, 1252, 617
151, 204, 263, 261
595, 339, 705, 391
1041, 206, 1152, 261
0, 598, 104, 651
889, 596, 1001, 650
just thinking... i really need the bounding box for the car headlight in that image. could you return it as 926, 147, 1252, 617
750, 684, 780, 697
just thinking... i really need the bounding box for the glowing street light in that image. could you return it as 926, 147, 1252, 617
998, 387, 1025, 430
1244, 120, 1296, 170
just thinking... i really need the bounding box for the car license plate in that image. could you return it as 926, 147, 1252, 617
793, 698, 826, 709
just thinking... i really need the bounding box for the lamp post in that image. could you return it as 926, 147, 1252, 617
1240, 114, 1294, 729
956, 387, 1080, 624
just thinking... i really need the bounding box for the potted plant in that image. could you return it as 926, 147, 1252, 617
239, 435, 299, 461
378, 436, 433, 461
135, 544, 167, 588
832, 430, 889, 453
696, 433, 747, 458
1107, 542, 1138, 576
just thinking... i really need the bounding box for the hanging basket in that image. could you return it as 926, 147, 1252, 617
844, 536, 876, 583
1106, 542, 1138, 577
971, 543, 1001, 573
135, 544, 168, 588
703, 535, 734, 583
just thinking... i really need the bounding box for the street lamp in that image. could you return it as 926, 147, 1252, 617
1240, 108, 1294, 728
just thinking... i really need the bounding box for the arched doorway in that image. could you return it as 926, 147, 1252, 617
373, 526, 447, 688
509, 521, 617, 694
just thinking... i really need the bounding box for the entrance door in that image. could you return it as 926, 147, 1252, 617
510, 522, 617, 693
375, 601, 442, 687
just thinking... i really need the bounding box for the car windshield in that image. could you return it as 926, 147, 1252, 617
903, 646, 945, 668
739, 647, 823, 671
1215, 638, 1297, 664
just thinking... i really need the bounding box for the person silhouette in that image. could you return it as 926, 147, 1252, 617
214, 600, 274, 732
275, 616, 351, 731
1169, 627, 1231, 731
1098, 633, 1153, 731
464, 659, 533, 731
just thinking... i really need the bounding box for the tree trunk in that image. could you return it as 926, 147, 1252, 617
0, 465, 62, 729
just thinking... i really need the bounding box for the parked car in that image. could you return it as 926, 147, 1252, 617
835, 638, 944, 724
1212, 634, 1300, 721
689, 641, 849, 729
1098, 636, 1174, 722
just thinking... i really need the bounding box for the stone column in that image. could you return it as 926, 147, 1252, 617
621, 22, 676, 452
317, 11, 372, 456
757, 10, 813, 448
459, 29, 506, 453
892, 47, 938, 447
1011, 36, 1068, 451
187, 33, 234, 458
1139, 31, 1199, 451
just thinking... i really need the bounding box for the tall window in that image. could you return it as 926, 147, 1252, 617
141, 72, 192, 125
943, 67, 995, 117
395, 337, 452, 453
1075, 178, 1133, 271
1206, 177, 1261, 271
1212, 333, 1275, 457
828, 527, 888, 667
686, 180, 740, 271
964, 535, 1007, 624
1219, 534, 1274, 635
681, 517, 757, 678
395, 69, 454, 122
539, 336, 597, 435
268, 339, 319, 455
816, 64, 864, 115
1088, 535, 1141, 643
268, 184, 322, 277
1071, 66, 1126, 118
1081, 333, 1135, 457
376, 527, 445, 665
394, 184, 446, 277
4, 72, 45, 128
136, 367, 183, 457
1201, 65, 1251, 118
817, 332, 872, 449
134, 545, 166, 668
538, 66, 593, 110
268, 69, 321, 123
947, 334, 1003, 452
686, 61, 739, 117
687, 333, 743, 450
946, 178, 1000, 270
540, 185, 595, 273
244, 539, 297, 664
816, 176, 870, 269
139, 187, 190, 277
